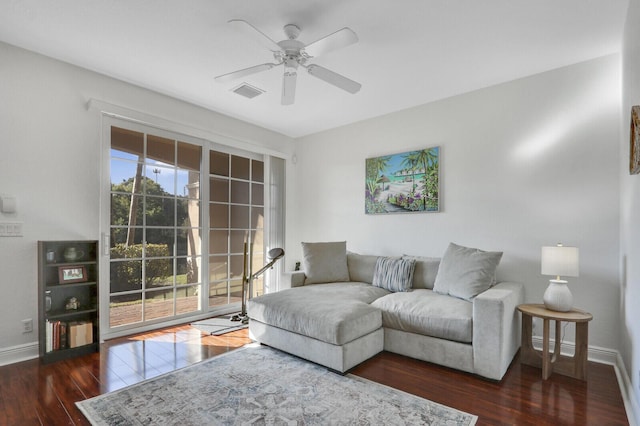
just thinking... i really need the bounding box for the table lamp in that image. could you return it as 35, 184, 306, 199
541, 244, 579, 312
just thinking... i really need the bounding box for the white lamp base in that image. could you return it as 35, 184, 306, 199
543, 279, 573, 312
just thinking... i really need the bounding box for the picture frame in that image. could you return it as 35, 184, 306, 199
365, 146, 440, 214
630, 106, 640, 175
58, 265, 87, 284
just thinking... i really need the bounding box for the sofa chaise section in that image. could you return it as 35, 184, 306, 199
248, 282, 389, 372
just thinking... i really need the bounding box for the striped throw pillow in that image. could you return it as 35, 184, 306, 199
372, 257, 416, 292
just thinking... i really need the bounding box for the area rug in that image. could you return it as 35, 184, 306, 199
191, 314, 248, 335
77, 344, 477, 425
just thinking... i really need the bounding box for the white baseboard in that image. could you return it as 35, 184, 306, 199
532, 336, 639, 426
0, 341, 39, 366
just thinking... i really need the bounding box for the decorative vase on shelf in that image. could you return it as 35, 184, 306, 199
543, 280, 573, 312
63, 247, 84, 262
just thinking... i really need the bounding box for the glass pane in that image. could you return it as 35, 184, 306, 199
252, 160, 264, 183
210, 151, 229, 176
110, 293, 142, 327
251, 229, 264, 255
229, 278, 243, 302
111, 159, 144, 189
145, 258, 173, 288
111, 193, 133, 227
251, 207, 264, 230
178, 169, 200, 198
209, 203, 228, 229
178, 199, 199, 227
209, 281, 228, 307
230, 230, 248, 254
252, 183, 264, 206
229, 254, 245, 280
145, 196, 176, 227
176, 285, 200, 315
147, 134, 175, 165
177, 256, 200, 284
210, 177, 229, 202
230, 180, 249, 204
110, 238, 143, 259
209, 256, 228, 281
145, 228, 174, 256
176, 228, 201, 257
250, 232, 264, 257
231, 155, 250, 180
145, 165, 176, 195
230, 205, 249, 229
111, 127, 143, 160
110, 260, 142, 292
178, 142, 201, 171
145, 289, 174, 321
209, 230, 228, 254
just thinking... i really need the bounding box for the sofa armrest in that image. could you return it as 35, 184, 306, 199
283, 271, 306, 288
472, 281, 525, 380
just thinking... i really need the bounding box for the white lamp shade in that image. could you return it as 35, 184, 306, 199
541, 245, 579, 278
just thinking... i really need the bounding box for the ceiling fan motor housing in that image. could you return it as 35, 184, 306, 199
283, 24, 301, 40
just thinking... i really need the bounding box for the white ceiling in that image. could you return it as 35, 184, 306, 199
0, 0, 629, 138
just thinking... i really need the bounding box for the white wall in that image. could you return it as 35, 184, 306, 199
621, 0, 640, 413
0, 41, 294, 358
290, 55, 621, 351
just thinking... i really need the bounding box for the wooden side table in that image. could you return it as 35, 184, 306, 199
517, 303, 593, 380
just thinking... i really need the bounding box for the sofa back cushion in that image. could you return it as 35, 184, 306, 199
433, 242, 503, 301
372, 257, 416, 292
347, 252, 379, 283
402, 255, 440, 289
301, 241, 350, 284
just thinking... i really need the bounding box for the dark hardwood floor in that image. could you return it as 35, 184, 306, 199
0, 323, 629, 425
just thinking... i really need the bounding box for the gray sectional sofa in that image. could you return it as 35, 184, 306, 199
247, 242, 524, 381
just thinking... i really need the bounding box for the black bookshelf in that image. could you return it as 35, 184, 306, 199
37, 240, 99, 363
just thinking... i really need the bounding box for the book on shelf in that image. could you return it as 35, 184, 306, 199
46, 319, 92, 352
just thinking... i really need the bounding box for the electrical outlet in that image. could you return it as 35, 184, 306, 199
22, 318, 33, 333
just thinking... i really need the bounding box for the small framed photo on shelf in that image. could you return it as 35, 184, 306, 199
58, 265, 87, 284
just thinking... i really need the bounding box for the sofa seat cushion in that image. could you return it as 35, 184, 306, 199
371, 289, 473, 343
248, 282, 389, 346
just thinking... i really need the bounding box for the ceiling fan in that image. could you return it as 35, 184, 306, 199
215, 19, 361, 105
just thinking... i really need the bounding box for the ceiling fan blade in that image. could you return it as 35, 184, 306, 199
281, 72, 297, 105
215, 63, 277, 83
304, 27, 358, 58
306, 64, 361, 94
228, 19, 282, 52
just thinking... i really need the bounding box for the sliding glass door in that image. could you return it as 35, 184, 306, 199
108, 125, 203, 329
102, 118, 277, 337
208, 150, 265, 307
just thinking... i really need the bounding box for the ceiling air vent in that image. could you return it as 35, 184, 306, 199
231, 83, 264, 99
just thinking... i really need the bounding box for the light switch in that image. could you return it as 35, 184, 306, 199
0, 222, 23, 237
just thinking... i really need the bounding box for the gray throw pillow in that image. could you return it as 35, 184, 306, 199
347, 252, 379, 284
433, 243, 503, 301
301, 241, 350, 284
402, 255, 441, 289
372, 256, 416, 292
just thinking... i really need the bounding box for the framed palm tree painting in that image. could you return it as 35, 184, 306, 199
630, 106, 640, 175
365, 146, 440, 214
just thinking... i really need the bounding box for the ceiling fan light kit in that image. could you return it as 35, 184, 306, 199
215, 19, 361, 105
